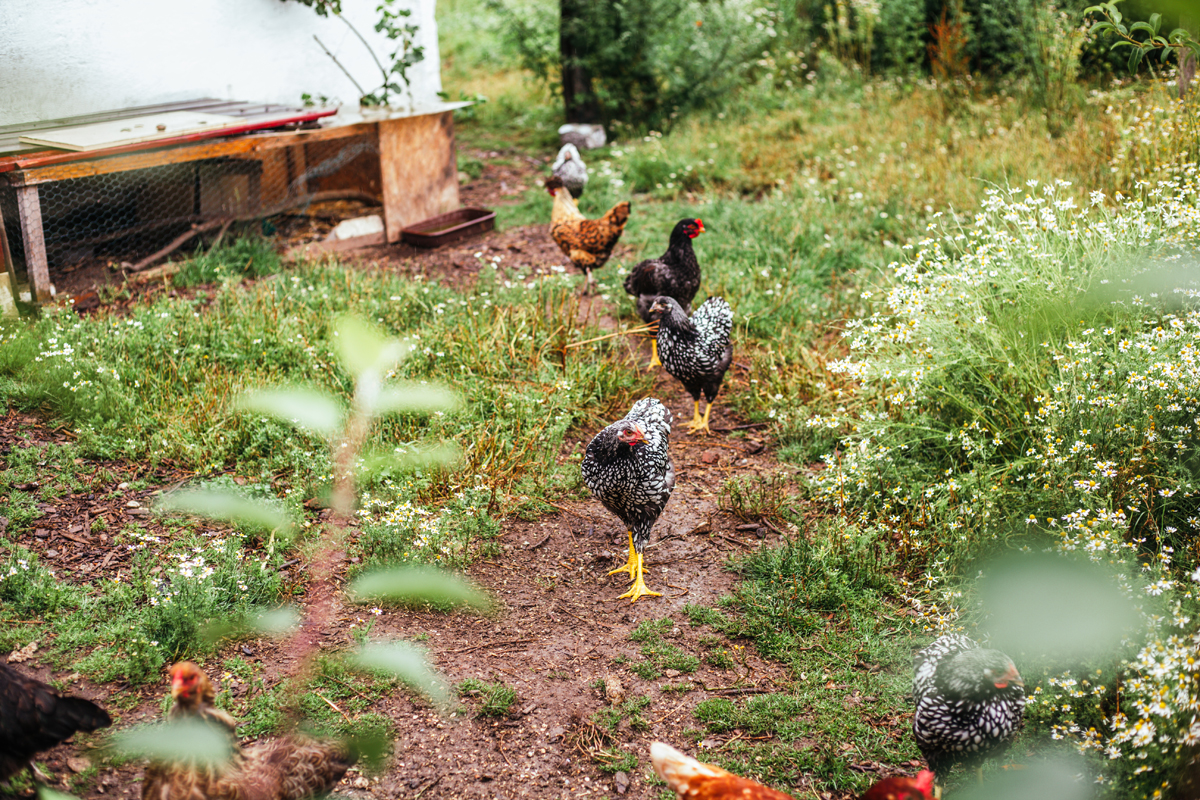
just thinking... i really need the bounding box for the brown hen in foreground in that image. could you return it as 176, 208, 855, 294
0, 661, 112, 785
546, 175, 630, 293
651, 742, 935, 800
142, 662, 354, 800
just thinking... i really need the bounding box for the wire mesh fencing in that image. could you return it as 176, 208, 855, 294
1, 132, 383, 296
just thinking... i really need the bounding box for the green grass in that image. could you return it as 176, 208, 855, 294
625, 618, 700, 680
457, 677, 518, 717
673, 516, 921, 796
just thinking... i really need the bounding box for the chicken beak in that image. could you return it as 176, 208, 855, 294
630, 424, 647, 446
695, 219, 706, 234
995, 663, 1024, 689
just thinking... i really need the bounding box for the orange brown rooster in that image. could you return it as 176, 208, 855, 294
545, 175, 630, 293
651, 742, 935, 800
142, 661, 355, 800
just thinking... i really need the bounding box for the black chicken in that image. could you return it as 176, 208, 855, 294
623, 218, 706, 367
912, 633, 1025, 779
0, 661, 112, 784
582, 398, 675, 603
649, 295, 733, 436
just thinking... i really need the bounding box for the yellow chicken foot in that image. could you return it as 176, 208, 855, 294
607, 531, 637, 583
616, 551, 661, 602
683, 400, 706, 433
649, 339, 662, 369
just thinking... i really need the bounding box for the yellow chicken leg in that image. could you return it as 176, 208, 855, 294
607, 531, 637, 583
649, 339, 662, 369
685, 401, 715, 435
616, 551, 661, 602
683, 400, 705, 433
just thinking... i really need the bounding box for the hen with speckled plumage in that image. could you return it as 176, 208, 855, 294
912, 633, 1025, 778
650, 295, 733, 436
582, 398, 674, 602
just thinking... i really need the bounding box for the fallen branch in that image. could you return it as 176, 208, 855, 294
314, 691, 354, 724
127, 219, 229, 272
126, 190, 383, 273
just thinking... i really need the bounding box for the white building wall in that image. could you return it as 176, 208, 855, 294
0, 0, 442, 126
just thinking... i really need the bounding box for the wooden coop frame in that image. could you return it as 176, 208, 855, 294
0, 101, 468, 304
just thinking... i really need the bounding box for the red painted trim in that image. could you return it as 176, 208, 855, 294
0, 108, 337, 173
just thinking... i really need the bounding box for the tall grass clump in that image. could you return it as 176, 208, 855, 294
0, 262, 643, 516
803, 163, 1200, 794
808, 170, 1200, 555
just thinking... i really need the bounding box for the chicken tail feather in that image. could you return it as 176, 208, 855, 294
650, 742, 732, 787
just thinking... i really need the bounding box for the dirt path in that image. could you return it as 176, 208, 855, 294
1, 148, 828, 800
2, 359, 798, 800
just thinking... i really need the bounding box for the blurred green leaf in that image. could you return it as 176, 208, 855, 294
250, 606, 302, 635
157, 487, 295, 539
333, 315, 408, 378
39, 789, 81, 800
342, 728, 392, 775
349, 565, 491, 610
372, 383, 462, 416
201, 606, 302, 646
979, 553, 1138, 661
238, 388, 344, 438
351, 641, 448, 707
112, 717, 234, 766
357, 442, 463, 481
955, 756, 1094, 800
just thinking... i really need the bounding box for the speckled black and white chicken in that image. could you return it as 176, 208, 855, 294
912, 633, 1025, 779
551, 143, 588, 198
649, 295, 733, 436
581, 398, 675, 602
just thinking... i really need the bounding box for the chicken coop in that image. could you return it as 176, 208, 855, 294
0, 0, 458, 308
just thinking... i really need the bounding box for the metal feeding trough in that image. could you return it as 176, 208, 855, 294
400, 207, 495, 248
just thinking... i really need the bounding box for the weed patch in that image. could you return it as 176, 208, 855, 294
457, 677, 518, 717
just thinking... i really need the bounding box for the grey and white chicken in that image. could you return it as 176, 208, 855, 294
649, 296, 733, 435
912, 633, 1025, 778
582, 398, 674, 602
552, 143, 588, 199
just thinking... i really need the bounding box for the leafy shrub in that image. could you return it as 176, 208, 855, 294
0, 545, 77, 617
809, 173, 1200, 562
492, 0, 770, 132
807, 164, 1200, 793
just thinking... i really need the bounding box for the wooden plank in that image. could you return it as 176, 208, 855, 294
15, 186, 51, 303
20, 111, 243, 152
378, 111, 460, 243
259, 150, 290, 207
6, 120, 375, 184
0, 193, 18, 299
303, 131, 381, 197
288, 144, 310, 196
285, 231, 386, 260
